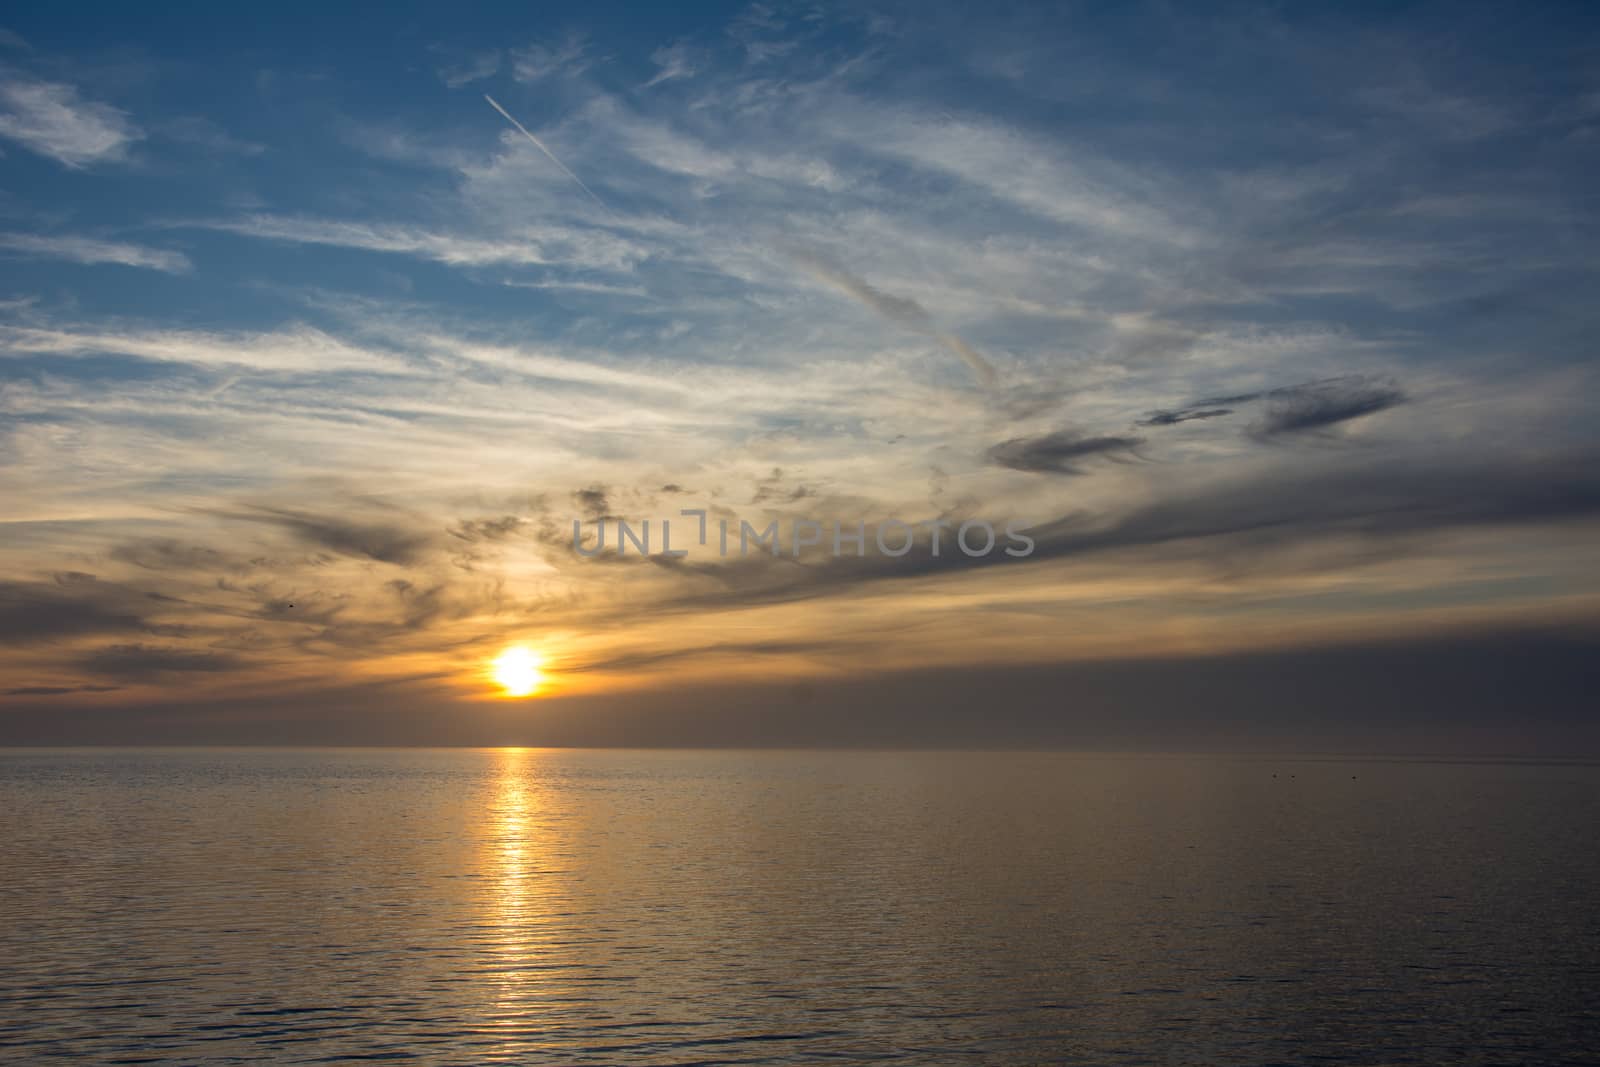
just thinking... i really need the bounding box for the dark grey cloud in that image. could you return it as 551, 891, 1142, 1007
1020, 451, 1600, 560
0, 574, 151, 644
1252, 377, 1408, 438
3, 684, 120, 697
75, 643, 245, 681
633, 447, 1600, 618
447, 515, 525, 543
562, 638, 845, 675
986, 431, 1144, 474
525, 624, 1600, 754
110, 539, 232, 572
751, 467, 816, 504
1138, 407, 1234, 427
244, 585, 343, 626
574, 484, 614, 521
225, 507, 433, 565
385, 579, 448, 631
1139, 377, 1407, 438
10, 624, 1597, 756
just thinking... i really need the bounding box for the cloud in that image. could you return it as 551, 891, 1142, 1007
436, 48, 501, 88
510, 35, 589, 82
793, 252, 997, 387
447, 515, 526, 544
0, 575, 152, 645
75, 643, 244, 681
110, 540, 232, 572
749, 466, 815, 504
644, 43, 701, 88
1252, 377, 1408, 439
3, 685, 119, 697
6, 623, 1599, 751
224, 507, 434, 565
538, 625, 1600, 752
1139, 377, 1408, 438
1138, 407, 1234, 427
0, 321, 410, 373
562, 638, 841, 675
986, 431, 1144, 474
574, 485, 613, 521
384, 579, 448, 631
860, 113, 1186, 242
189, 214, 637, 269
632, 447, 1600, 619
1019, 450, 1600, 568
0, 232, 192, 272
0, 76, 140, 167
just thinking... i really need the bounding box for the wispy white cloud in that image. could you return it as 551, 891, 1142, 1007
510, 34, 590, 82
0, 232, 191, 272
854, 111, 1191, 243
503, 278, 653, 299
727, 3, 802, 65
0, 322, 410, 373
186, 213, 642, 270
643, 42, 701, 88
0, 75, 140, 167
436, 48, 501, 89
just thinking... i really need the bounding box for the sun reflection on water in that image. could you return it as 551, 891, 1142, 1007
483, 747, 549, 1029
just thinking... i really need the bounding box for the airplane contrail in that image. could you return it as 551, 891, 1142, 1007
483, 94, 607, 209
789, 250, 998, 389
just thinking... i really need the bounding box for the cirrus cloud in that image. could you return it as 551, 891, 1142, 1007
0, 75, 140, 167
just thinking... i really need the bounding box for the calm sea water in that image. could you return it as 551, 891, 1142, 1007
1, 749, 1597, 1065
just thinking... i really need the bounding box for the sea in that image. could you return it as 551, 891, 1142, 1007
2, 748, 1597, 1064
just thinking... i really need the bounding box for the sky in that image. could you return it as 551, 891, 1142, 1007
1, 1, 1598, 750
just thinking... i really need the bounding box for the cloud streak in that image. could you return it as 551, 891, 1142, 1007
219, 507, 436, 566
1141, 377, 1409, 440
75, 643, 245, 681
0, 76, 140, 167
0, 232, 191, 272
1252, 377, 1409, 439
188, 213, 640, 269
986, 431, 1144, 474
0, 576, 152, 645
1138, 407, 1233, 427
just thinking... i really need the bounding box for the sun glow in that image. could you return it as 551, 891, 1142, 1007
491, 646, 544, 698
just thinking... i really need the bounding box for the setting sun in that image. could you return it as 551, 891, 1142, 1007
491, 647, 544, 698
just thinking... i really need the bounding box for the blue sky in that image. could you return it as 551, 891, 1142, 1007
1, 2, 1599, 744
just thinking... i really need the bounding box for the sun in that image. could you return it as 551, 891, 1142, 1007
491, 646, 544, 698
